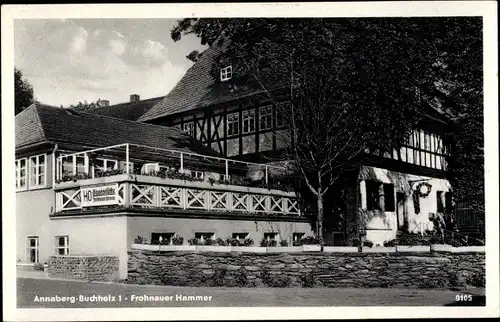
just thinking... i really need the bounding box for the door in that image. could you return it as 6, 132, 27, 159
396, 192, 406, 230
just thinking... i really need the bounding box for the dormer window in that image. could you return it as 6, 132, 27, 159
220, 65, 232, 82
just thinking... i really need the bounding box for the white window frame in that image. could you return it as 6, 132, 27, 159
193, 171, 205, 180
183, 122, 195, 137
15, 158, 28, 191
220, 65, 232, 82
54, 235, 69, 255
26, 236, 39, 263
93, 158, 118, 176
60, 153, 89, 176
29, 154, 47, 189
259, 105, 273, 131
232, 232, 249, 240
242, 109, 256, 134
264, 232, 279, 241
195, 232, 215, 242
226, 112, 239, 136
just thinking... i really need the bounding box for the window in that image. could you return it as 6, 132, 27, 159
436, 191, 445, 213
227, 112, 239, 136
276, 102, 288, 128
220, 65, 232, 82
242, 109, 255, 134
366, 180, 381, 211
54, 236, 69, 255
151, 233, 175, 245
15, 158, 27, 190
259, 106, 273, 130
195, 232, 215, 242
183, 122, 195, 137
445, 192, 453, 214
232, 233, 249, 241
94, 158, 118, 172
75, 155, 86, 174
383, 183, 395, 212
29, 154, 46, 188
263, 232, 278, 241
292, 232, 305, 241
26, 236, 39, 263
193, 171, 204, 180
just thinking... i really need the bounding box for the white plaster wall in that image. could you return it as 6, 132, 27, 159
359, 166, 451, 245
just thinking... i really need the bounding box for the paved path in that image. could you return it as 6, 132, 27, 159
17, 277, 485, 308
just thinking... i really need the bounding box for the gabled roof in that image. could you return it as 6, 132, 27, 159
15, 103, 220, 156
138, 42, 280, 122
86, 96, 164, 121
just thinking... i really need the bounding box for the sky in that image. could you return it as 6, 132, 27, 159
14, 19, 206, 106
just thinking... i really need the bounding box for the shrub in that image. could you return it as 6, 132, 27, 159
34, 262, 45, 271
280, 240, 289, 247
203, 238, 216, 246
301, 236, 320, 245
268, 240, 277, 247
300, 272, 316, 287
260, 239, 277, 247
188, 238, 199, 245
134, 236, 146, 244
159, 238, 170, 245
212, 268, 227, 287
383, 239, 398, 247
226, 238, 240, 246
171, 235, 184, 245
292, 239, 303, 246
234, 268, 248, 287
243, 238, 254, 246
466, 271, 485, 287
260, 267, 291, 288
215, 238, 227, 246
363, 240, 374, 248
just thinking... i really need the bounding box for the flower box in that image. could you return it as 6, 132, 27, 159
430, 244, 453, 252
231, 246, 267, 253
302, 245, 321, 252
361, 246, 396, 253
195, 245, 232, 253
451, 246, 485, 253
323, 246, 360, 253
131, 244, 196, 251
396, 245, 430, 253
266, 246, 303, 253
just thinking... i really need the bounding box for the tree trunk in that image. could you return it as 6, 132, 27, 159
317, 195, 324, 244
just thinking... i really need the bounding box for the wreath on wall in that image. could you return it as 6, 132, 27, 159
413, 182, 432, 214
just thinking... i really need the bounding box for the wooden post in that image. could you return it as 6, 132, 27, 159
126, 144, 130, 175
180, 153, 184, 172
225, 160, 229, 178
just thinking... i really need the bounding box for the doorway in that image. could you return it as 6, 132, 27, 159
396, 192, 407, 231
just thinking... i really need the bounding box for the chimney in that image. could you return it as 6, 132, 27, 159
130, 94, 140, 103
99, 99, 110, 107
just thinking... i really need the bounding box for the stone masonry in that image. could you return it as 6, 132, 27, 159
127, 250, 485, 288
48, 255, 119, 281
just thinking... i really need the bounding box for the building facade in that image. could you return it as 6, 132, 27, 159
138, 43, 455, 245
16, 104, 312, 278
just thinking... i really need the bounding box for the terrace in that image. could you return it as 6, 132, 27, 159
53, 143, 301, 217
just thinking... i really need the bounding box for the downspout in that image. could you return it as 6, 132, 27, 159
52, 143, 58, 187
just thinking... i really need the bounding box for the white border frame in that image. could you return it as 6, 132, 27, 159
2, 2, 498, 321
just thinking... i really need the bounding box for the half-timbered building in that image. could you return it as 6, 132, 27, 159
138, 43, 457, 245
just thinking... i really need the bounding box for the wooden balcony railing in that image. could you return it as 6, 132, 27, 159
54, 174, 300, 216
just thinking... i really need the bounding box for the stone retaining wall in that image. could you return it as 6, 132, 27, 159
127, 250, 485, 288
48, 255, 119, 281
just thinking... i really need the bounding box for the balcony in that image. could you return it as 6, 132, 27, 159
54, 144, 301, 217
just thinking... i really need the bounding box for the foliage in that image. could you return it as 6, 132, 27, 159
279, 240, 289, 247
67, 99, 108, 110
260, 267, 291, 288
203, 238, 217, 246
301, 236, 320, 245
215, 238, 228, 246
466, 271, 485, 287
300, 271, 316, 287
187, 238, 199, 246
159, 238, 170, 246
396, 232, 430, 246
171, 235, 184, 245
362, 240, 374, 248
171, 17, 483, 242
211, 267, 227, 287
33, 262, 45, 271
383, 239, 398, 247
134, 236, 147, 244
260, 239, 277, 247
243, 238, 254, 246
15, 68, 35, 115
226, 238, 240, 246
